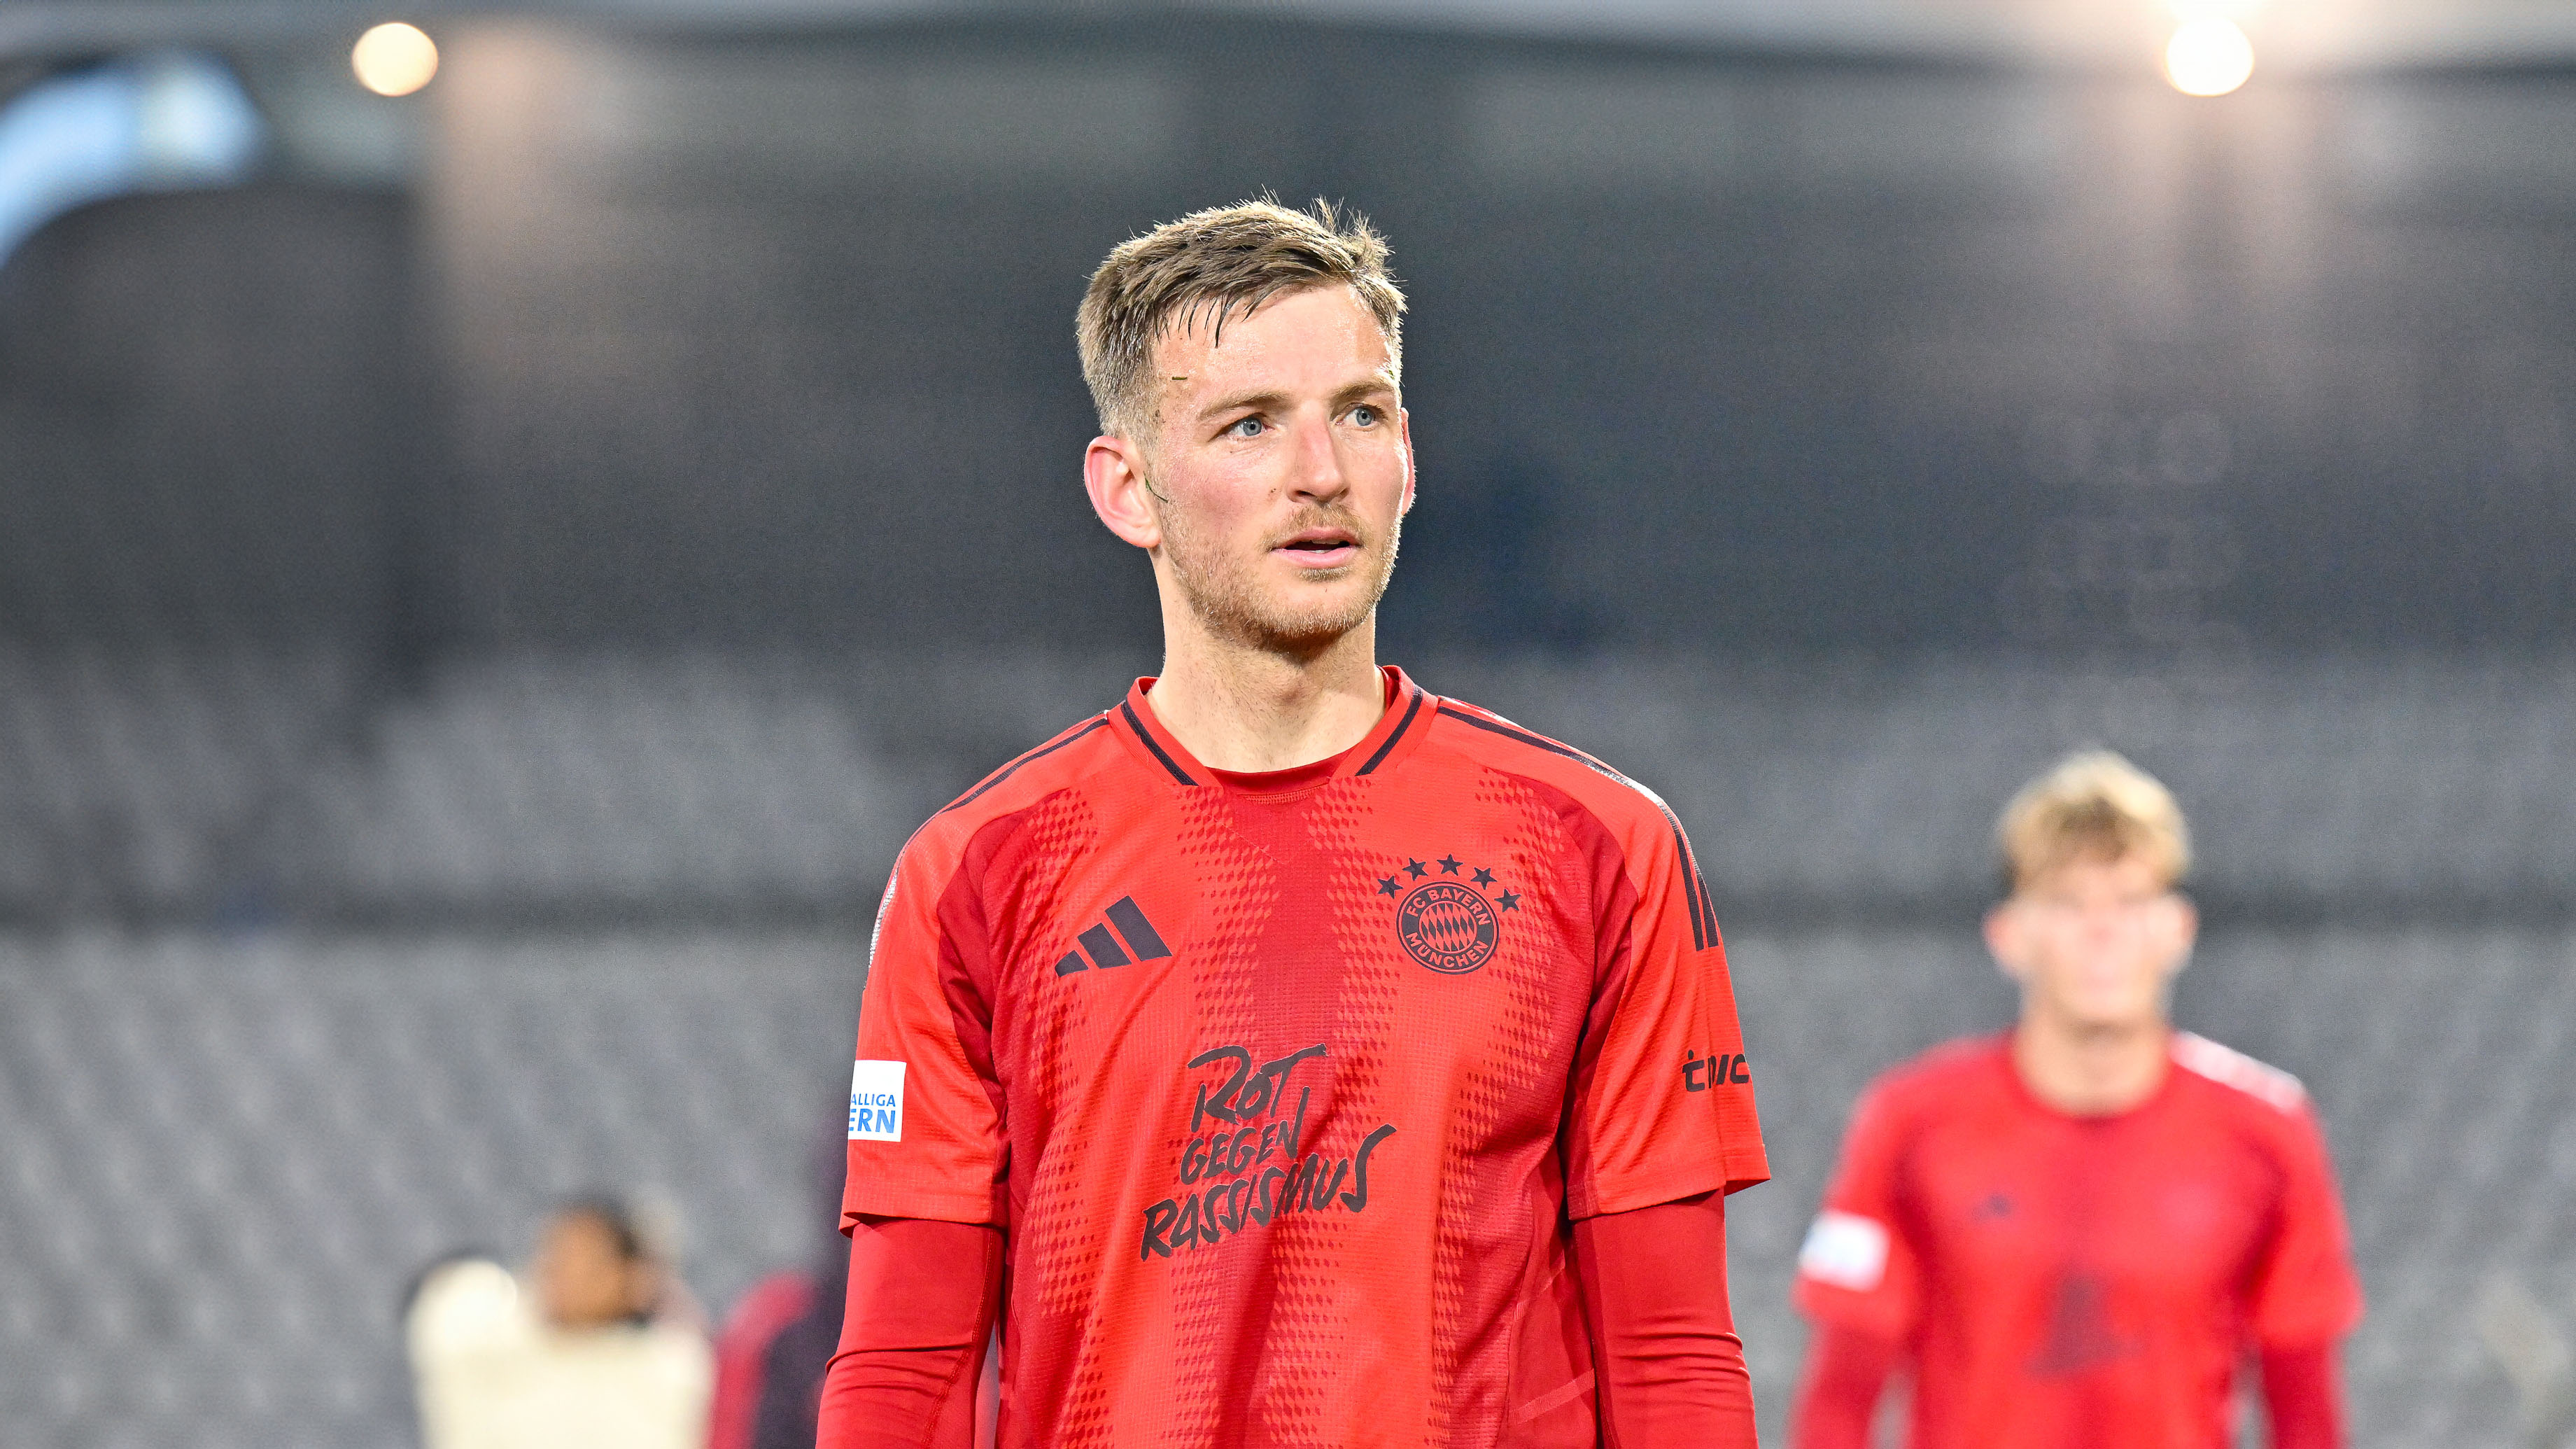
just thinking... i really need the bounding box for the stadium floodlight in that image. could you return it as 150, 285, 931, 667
2165, 18, 2255, 97
353, 22, 439, 98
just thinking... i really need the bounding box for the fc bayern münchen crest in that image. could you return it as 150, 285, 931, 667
1397, 881, 1501, 974
1376, 855, 1521, 976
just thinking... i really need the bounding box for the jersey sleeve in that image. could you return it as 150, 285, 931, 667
1792, 1084, 1922, 1344
1561, 809, 1768, 1219
2248, 1102, 2365, 1346
841, 834, 1008, 1228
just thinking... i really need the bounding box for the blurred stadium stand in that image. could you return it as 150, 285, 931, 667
0, 932, 854, 1449
0, 919, 2560, 1447
0, 651, 2570, 1446
0, 646, 358, 916
7, 6, 2576, 1446
268, 654, 905, 919
7, 649, 2576, 925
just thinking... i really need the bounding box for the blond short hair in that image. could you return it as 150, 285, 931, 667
1997, 750, 2191, 893
1076, 197, 1405, 442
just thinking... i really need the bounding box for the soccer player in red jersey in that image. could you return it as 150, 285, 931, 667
1790, 752, 2363, 1449
812, 200, 1768, 1449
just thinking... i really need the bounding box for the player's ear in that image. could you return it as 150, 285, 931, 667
1085, 433, 1162, 550
1397, 406, 1416, 517
1984, 901, 2031, 984
2163, 891, 2200, 974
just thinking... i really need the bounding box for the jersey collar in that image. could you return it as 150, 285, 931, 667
1113, 666, 1437, 790
1994, 1030, 2184, 1124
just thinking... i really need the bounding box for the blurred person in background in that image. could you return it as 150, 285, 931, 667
818, 198, 1768, 1448
1789, 752, 2363, 1448
710, 1136, 843, 1449
409, 1194, 713, 1449
711, 1129, 1000, 1449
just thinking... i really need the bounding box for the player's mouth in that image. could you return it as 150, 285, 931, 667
1275, 527, 1361, 570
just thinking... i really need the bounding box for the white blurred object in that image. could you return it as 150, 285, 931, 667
409, 1257, 712, 1449
352, 22, 439, 98
2474, 1275, 2576, 1449
0, 52, 262, 269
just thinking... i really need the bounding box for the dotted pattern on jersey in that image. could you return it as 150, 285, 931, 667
998, 788, 1115, 1443
1151, 783, 1283, 1449
1281, 776, 1404, 1446
932, 685, 1763, 1449
1442, 767, 1596, 1438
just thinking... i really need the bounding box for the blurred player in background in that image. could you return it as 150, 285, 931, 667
711, 1126, 1002, 1449
407, 1195, 712, 1449
1790, 751, 2363, 1448
815, 199, 1768, 1448
710, 1131, 847, 1449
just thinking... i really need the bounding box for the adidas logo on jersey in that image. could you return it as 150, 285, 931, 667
1054, 895, 1174, 976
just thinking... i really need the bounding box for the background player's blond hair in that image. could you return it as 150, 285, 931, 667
1077, 197, 1405, 444
1997, 750, 2191, 892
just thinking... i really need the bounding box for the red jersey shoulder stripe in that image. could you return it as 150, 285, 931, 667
939, 715, 1113, 817
1428, 701, 1718, 950
2172, 1031, 2309, 1114
1117, 699, 1199, 785
1431, 700, 1628, 782
1353, 682, 1429, 776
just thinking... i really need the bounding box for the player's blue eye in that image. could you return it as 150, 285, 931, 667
1227, 416, 1264, 438
1350, 405, 1381, 426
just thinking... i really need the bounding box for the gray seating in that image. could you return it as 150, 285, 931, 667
3, 649, 2574, 922
0, 647, 357, 916
0, 933, 863, 1448
2, 648, 2572, 1444
0, 924, 2558, 1446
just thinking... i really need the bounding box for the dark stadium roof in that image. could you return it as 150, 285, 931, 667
6, 0, 2576, 73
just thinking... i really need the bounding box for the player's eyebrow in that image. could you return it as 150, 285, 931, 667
1194, 374, 1398, 425
1329, 376, 1399, 412
1192, 388, 1290, 423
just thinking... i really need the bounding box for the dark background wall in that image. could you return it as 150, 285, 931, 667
4, 18, 2574, 658
0, 186, 419, 640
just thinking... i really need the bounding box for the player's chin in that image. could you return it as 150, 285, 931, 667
1252, 592, 1378, 648
2062, 995, 2165, 1032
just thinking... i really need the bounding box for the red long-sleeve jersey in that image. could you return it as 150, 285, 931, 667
834, 668, 1768, 1447
1792, 1032, 2363, 1449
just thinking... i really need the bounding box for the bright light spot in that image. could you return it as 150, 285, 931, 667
2165, 19, 2254, 97
352, 22, 438, 98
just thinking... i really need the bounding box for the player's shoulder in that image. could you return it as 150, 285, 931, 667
901, 710, 1125, 863
1829, 1036, 2013, 1155
2169, 1031, 2311, 1118
1422, 694, 1681, 839
1866, 1034, 2016, 1112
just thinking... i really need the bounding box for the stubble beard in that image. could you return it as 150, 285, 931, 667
1157, 500, 1402, 659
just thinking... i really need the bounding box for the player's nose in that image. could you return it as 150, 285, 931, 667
1288, 412, 1349, 503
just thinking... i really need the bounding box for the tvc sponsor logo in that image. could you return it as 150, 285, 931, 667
1681, 1046, 1750, 1092
848, 1059, 906, 1142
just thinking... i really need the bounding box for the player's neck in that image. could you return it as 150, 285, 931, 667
1147, 613, 1387, 774
2011, 1011, 2172, 1116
